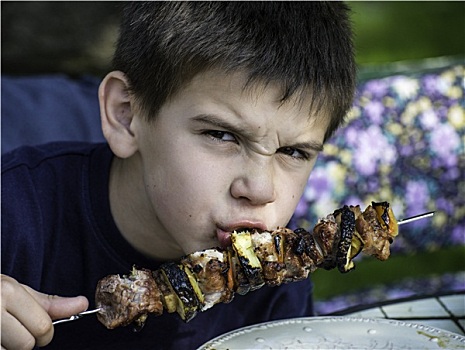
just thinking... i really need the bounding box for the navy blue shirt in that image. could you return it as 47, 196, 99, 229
1, 142, 314, 350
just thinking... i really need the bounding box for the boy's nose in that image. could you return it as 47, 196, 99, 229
230, 160, 277, 206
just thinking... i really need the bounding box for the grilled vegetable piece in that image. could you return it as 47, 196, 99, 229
350, 231, 365, 259
153, 269, 178, 314
372, 201, 398, 238
159, 262, 200, 322
182, 264, 205, 305
335, 205, 356, 273
227, 248, 251, 295
231, 231, 265, 290
347, 205, 365, 261
273, 230, 285, 263
95, 267, 163, 329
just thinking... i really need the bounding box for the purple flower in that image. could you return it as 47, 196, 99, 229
364, 100, 385, 124
399, 144, 414, 157
363, 79, 389, 98
306, 167, 331, 196
353, 125, 396, 176
344, 127, 359, 147
391, 76, 419, 100
354, 154, 377, 177
430, 123, 460, 160
303, 164, 343, 208
437, 106, 449, 121
420, 109, 439, 129
436, 198, 454, 215
405, 180, 429, 217
443, 167, 461, 180
367, 177, 380, 192
344, 195, 363, 207
422, 74, 440, 96
293, 198, 308, 218
451, 226, 465, 244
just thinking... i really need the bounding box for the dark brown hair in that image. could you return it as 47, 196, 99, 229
113, 1, 356, 140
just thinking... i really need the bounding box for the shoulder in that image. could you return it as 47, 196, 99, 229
1, 142, 112, 284
2, 141, 108, 173
1, 141, 112, 226
1, 141, 112, 217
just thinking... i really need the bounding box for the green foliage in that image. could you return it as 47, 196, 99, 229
351, 1, 465, 65
312, 245, 465, 300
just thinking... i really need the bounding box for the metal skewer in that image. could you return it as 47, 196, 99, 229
397, 211, 435, 225
52, 308, 101, 325
51, 212, 434, 325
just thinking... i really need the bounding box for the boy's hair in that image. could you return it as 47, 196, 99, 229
113, 1, 355, 141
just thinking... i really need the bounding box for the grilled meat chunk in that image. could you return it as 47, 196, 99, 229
280, 228, 310, 283
95, 268, 163, 329
313, 216, 340, 270
181, 249, 232, 311
356, 205, 392, 260
251, 230, 286, 286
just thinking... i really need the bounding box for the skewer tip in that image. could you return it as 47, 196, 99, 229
398, 211, 435, 225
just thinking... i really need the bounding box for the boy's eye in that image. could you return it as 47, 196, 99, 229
204, 130, 237, 143
277, 146, 310, 160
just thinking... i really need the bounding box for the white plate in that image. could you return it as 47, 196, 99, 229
198, 317, 465, 349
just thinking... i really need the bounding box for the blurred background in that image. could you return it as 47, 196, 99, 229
2, 1, 464, 314
1, 1, 464, 77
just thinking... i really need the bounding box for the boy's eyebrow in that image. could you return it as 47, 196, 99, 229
192, 114, 254, 138
192, 114, 324, 152
287, 140, 324, 153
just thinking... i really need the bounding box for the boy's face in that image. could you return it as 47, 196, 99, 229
131, 70, 329, 258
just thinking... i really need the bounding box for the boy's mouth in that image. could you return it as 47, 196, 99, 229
216, 228, 232, 248
216, 222, 268, 248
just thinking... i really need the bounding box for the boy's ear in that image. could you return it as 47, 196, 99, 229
99, 71, 138, 158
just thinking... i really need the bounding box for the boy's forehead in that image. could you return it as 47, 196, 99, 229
178, 68, 332, 123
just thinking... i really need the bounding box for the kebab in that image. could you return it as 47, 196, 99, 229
94, 201, 404, 329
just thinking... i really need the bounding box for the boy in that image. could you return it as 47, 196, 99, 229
1, 2, 355, 349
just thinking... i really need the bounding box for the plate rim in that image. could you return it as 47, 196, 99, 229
197, 316, 465, 349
